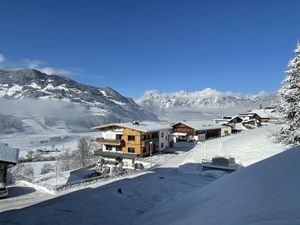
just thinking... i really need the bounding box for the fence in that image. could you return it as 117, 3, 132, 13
15, 164, 152, 194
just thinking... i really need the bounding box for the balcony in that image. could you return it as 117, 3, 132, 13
96, 138, 123, 146
94, 150, 136, 159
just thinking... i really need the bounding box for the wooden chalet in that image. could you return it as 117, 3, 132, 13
171, 121, 224, 141
92, 122, 171, 158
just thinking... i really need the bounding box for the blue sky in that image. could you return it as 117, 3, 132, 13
0, 0, 300, 98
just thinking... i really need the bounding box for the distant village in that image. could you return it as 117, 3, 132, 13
91, 106, 277, 170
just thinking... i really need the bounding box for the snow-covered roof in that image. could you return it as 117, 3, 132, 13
250, 109, 278, 119
173, 120, 223, 131
92, 121, 171, 133
238, 112, 257, 117
214, 116, 242, 124
172, 132, 188, 136
0, 144, 19, 164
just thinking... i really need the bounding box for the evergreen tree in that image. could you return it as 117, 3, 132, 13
277, 43, 300, 144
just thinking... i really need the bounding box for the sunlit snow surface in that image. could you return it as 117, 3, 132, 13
0, 125, 295, 225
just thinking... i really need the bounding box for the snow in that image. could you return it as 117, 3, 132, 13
0, 86, 8, 97
42, 84, 55, 91
0, 123, 99, 158
0, 125, 293, 225
108, 98, 126, 105
173, 120, 223, 131
136, 146, 300, 225
27, 82, 41, 89
6, 84, 23, 96
137, 88, 276, 121
0, 181, 52, 211
251, 109, 277, 119
99, 90, 108, 97
0, 144, 19, 164
93, 121, 171, 133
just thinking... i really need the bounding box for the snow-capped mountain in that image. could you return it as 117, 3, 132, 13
137, 88, 277, 120
0, 69, 157, 132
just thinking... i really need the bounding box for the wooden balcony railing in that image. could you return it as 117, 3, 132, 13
95, 138, 122, 146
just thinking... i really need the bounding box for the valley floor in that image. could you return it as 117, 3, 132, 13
0, 125, 288, 225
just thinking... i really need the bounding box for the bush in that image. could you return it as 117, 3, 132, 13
40, 163, 54, 175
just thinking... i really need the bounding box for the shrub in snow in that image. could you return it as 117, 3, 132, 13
23, 165, 34, 178
26, 150, 34, 160
277, 43, 300, 144
40, 163, 54, 175
14, 164, 35, 180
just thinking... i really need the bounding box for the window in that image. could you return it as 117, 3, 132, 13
142, 147, 146, 153
116, 146, 122, 151
161, 143, 164, 148
161, 132, 164, 138
128, 135, 135, 141
106, 145, 112, 150
116, 134, 122, 140
151, 133, 158, 139
128, 147, 135, 153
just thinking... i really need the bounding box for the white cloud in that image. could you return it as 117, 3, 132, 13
39, 67, 73, 76
0, 56, 74, 76
0, 53, 5, 63
21, 59, 45, 69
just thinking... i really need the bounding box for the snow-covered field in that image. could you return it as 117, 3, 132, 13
0, 129, 100, 158
0, 125, 293, 225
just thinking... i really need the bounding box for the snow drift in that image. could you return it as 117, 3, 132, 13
136, 147, 300, 225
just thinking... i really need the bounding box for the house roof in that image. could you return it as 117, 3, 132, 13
238, 112, 260, 117
92, 121, 171, 133
214, 116, 242, 123
172, 121, 223, 131
0, 144, 19, 165
250, 109, 277, 119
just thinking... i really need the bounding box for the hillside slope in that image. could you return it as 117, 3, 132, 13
0, 69, 157, 131
136, 146, 300, 225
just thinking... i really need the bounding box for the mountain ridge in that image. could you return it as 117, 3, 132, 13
0, 69, 158, 132
137, 88, 277, 120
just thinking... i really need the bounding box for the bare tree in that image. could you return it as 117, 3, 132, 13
57, 149, 73, 171
15, 164, 35, 180
77, 137, 92, 167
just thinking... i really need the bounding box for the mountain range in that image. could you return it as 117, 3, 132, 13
0, 69, 157, 133
137, 88, 277, 120
0, 69, 277, 133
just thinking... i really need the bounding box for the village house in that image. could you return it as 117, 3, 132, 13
214, 116, 243, 133
214, 116, 243, 126
171, 121, 229, 142
0, 144, 19, 197
92, 121, 172, 158
238, 113, 262, 127
250, 108, 277, 124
